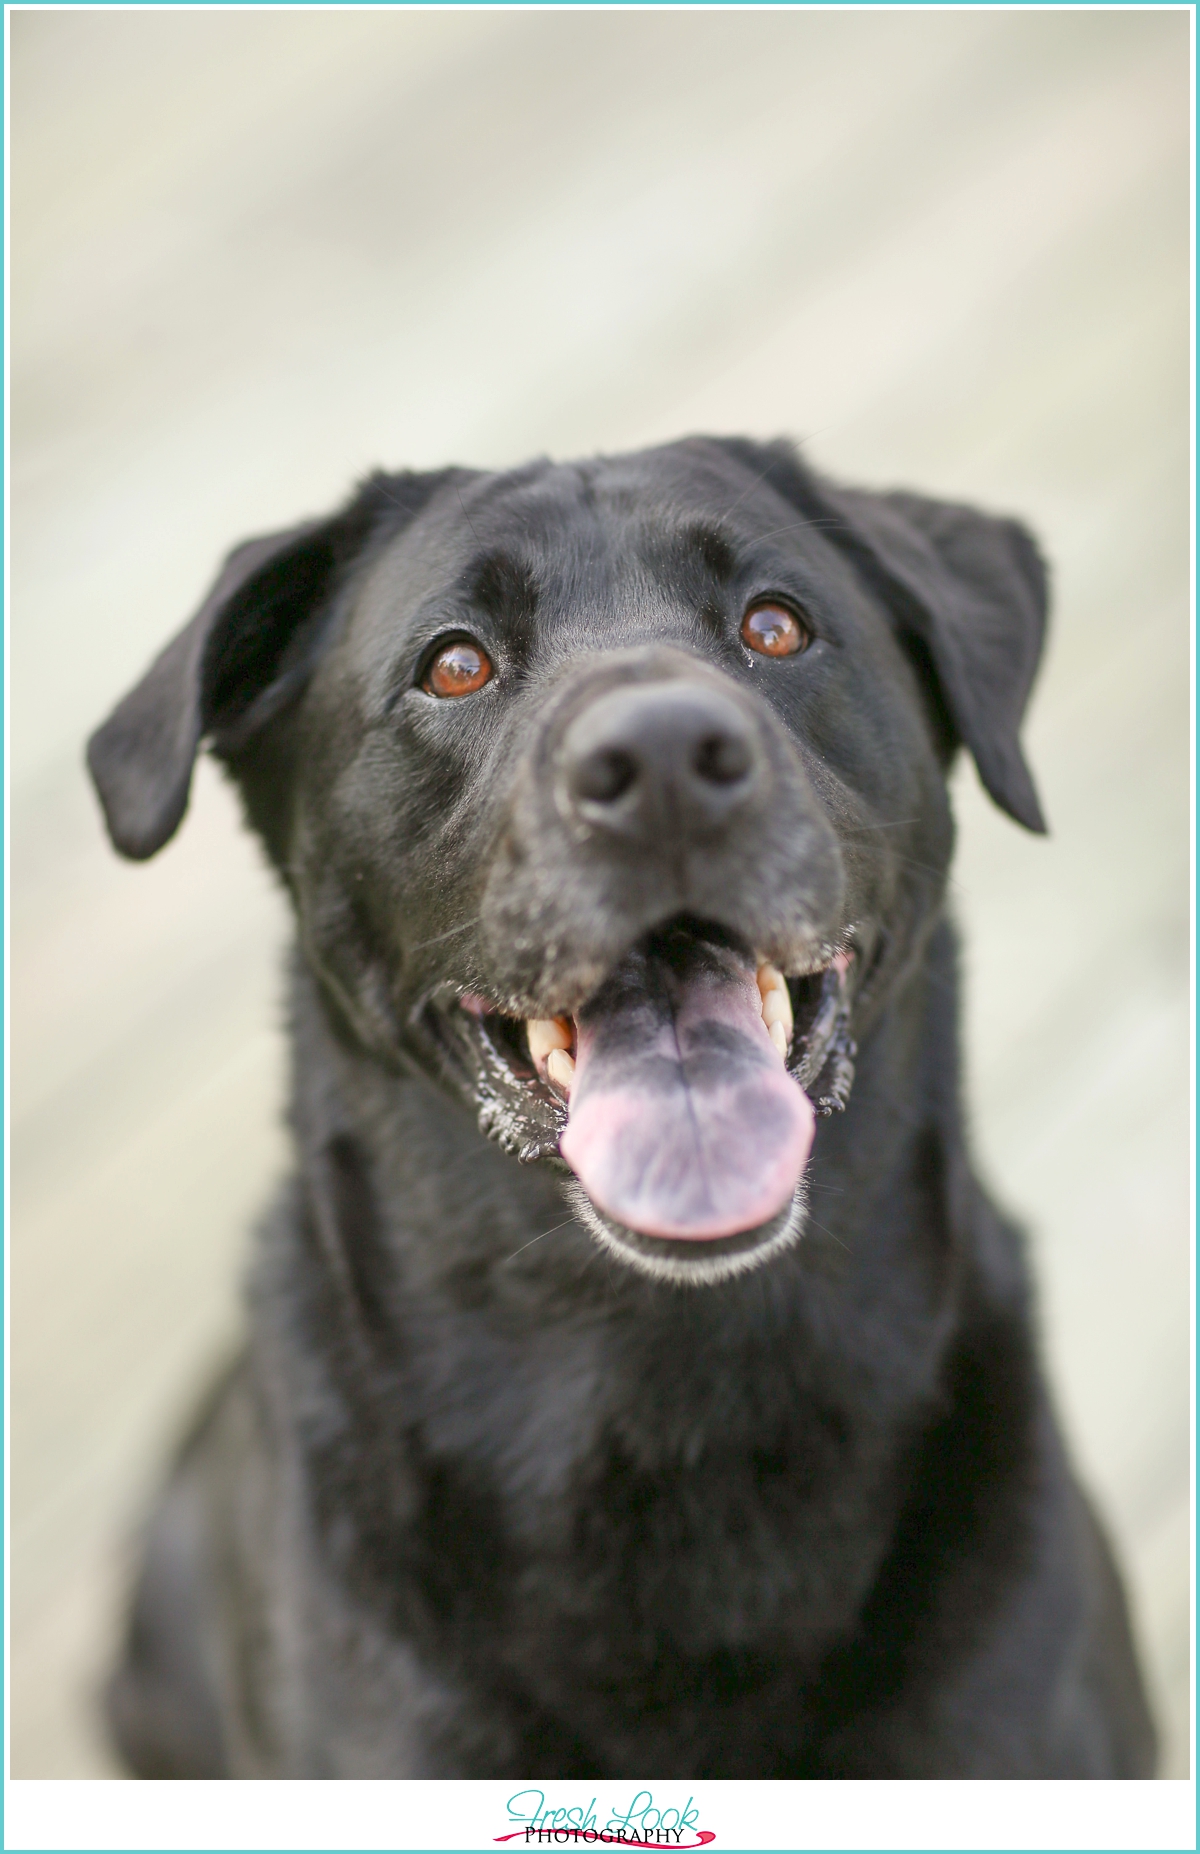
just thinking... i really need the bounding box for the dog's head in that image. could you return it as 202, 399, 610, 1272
89, 438, 1046, 1284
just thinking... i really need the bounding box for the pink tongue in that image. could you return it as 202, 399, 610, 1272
559, 937, 815, 1241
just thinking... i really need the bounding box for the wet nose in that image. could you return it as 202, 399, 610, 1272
560, 681, 764, 841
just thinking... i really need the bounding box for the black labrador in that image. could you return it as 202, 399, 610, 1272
88, 436, 1156, 1778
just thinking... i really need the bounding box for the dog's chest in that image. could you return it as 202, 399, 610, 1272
379, 1307, 900, 1704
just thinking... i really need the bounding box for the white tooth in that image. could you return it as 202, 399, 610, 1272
527, 1017, 572, 1063
546, 1047, 576, 1095
762, 990, 791, 1030
756, 963, 793, 1037
768, 1020, 789, 1059
757, 961, 787, 1004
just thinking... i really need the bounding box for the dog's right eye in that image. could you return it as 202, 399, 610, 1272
423, 638, 494, 698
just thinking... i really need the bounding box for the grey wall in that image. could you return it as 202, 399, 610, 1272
11, 9, 1190, 1777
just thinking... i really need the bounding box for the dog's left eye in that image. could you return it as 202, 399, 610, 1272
741, 601, 810, 657
424, 639, 494, 698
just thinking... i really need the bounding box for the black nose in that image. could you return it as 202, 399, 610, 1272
559, 681, 763, 840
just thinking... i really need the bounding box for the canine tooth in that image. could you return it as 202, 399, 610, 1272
546, 1047, 576, 1095
762, 990, 791, 1030
768, 1020, 789, 1060
527, 1017, 572, 1063
756, 962, 793, 1039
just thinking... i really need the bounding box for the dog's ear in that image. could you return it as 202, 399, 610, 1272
818, 480, 1049, 834
88, 470, 455, 860
716, 439, 1049, 833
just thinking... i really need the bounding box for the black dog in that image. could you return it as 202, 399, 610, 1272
88, 437, 1155, 1777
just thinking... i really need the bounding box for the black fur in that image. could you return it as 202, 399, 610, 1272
90, 437, 1154, 1777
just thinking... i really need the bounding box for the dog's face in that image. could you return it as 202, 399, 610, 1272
89, 438, 1047, 1284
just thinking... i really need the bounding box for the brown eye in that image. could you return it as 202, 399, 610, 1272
424, 639, 493, 698
741, 602, 809, 658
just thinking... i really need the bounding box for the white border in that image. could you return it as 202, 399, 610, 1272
1, 1777, 1197, 1853
1187, 0, 1197, 1815
4, 5, 1196, 1852
5, 0, 14, 1816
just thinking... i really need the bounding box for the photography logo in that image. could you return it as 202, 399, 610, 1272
496, 1790, 715, 1849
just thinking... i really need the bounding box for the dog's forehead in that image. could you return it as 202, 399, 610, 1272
453, 444, 783, 535
351, 443, 837, 653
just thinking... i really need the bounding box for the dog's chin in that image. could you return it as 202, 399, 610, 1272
561, 1177, 808, 1286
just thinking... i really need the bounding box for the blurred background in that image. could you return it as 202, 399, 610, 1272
11, 9, 1190, 1778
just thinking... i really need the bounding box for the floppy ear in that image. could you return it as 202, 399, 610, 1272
717, 439, 1049, 833
87, 470, 455, 859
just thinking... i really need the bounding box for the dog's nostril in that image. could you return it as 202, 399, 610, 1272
693, 732, 752, 787
574, 747, 639, 806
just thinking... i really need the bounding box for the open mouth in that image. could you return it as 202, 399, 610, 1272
427, 918, 855, 1281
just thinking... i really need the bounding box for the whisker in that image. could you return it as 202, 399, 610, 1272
502, 1215, 581, 1265
805, 1214, 851, 1254
457, 487, 483, 548
367, 478, 434, 519
887, 850, 962, 890
718, 455, 787, 526
747, 516, 853, 544
408, 914, 483, 952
